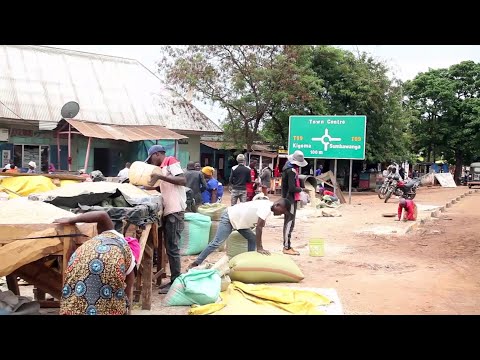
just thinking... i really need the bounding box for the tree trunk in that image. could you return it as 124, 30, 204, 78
454, 150, 463, 185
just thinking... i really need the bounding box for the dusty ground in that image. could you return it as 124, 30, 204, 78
143, 186, 480, 315
3, 186, 478, 315
285, 189, 480, 314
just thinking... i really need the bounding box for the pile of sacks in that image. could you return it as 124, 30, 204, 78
0, 290, 40, 315
163, 252, 304, 307
178, 204, 254, 263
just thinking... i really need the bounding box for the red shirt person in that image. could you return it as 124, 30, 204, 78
398, 198, 417, 221
246, 160, 259, 201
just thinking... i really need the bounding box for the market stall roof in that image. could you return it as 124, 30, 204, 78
250, 151, 277, 159
64, 119, 187, 142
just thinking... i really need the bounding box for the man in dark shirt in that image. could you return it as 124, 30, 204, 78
281, 150, 307, 256
184, 161, 207, 211
229, 154, 251, 206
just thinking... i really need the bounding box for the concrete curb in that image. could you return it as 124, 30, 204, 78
405, 189, 477, 234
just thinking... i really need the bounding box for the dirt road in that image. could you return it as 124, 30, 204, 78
148, 187, 480, 315
274, 190, 480, 314
6, 186, 476, 315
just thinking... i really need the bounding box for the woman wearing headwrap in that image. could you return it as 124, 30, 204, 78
53, 211, 139, 315
201, 166, 224, 204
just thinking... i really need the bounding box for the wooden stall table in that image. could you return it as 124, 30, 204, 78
122, 221, 160, 312
0, 221, 96, 309
1, 186, 163, 313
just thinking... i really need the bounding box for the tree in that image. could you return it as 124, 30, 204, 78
310, 46, 414, 163
160, 45, 300, 150
404, 61, 480, 181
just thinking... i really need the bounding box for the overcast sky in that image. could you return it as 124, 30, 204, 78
52, 45, 480, 123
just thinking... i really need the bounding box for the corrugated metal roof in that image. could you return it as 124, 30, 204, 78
251, 144, 274, 152
0, 45, 222, 133
201, 141, 276, 153
65, 119, 186, 142
201, 141, 236, 150
250, 151, 277, 158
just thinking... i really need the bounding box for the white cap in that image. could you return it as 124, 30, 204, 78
28, 161, 37, 168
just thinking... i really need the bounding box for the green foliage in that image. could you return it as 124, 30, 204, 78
162, 45, 480, 165
404, 61, 480, 178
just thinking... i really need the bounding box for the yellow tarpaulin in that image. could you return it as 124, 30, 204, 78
188, 281, 331, 315
0, 176, 82, 198
0, 176, 57, 197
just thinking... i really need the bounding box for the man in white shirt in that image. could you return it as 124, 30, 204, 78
146, 145, 187, 294
117, 162, 131, 182
188, 198, 292, 268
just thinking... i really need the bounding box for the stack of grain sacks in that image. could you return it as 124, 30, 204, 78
197, 203, 227, 252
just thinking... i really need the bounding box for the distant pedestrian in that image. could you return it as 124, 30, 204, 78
27, 161, 37, 174
229, 154, 251, 205
260, 163, 273, 196
184, 161, 207, 211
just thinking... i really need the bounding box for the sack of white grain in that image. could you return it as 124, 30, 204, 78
197, 203, 227, 221
209, 220, 226, 252
226, 231, 254, 259
179, 213, 211, 255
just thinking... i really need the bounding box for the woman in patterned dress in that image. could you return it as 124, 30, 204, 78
54, 211, 137, 315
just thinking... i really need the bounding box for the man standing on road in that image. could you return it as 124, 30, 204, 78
397, 198, 417, 221
260, 163, 273, 196
281, 150, 308, 256
184, 161, 207, 211
188, 198, 292, 268
229, 154, 251, 206
146, 145, 187, 294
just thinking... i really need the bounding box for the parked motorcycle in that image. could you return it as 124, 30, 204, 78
378, 175, 393, 199
384, 177, 420, 203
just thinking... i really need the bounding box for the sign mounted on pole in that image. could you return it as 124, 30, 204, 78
288, 115, 367, 160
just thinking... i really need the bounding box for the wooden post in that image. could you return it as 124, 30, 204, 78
57, 131, 61, 171
61, 225, 76, 283
136, 223, 152, 266
84, 137, 92, 173
141, 243, 153, 310
68, 124, 72, 172
6, 274, 20, 295
156, 225, 167, 285
33, 288, 46, 301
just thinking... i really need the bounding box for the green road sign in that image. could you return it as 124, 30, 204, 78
288, 115, 367, 160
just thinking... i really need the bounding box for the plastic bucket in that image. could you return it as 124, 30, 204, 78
129, 161, 161, 187
309, 238, 324, 257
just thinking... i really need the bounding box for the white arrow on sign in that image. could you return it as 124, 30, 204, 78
312, 129, 342, 151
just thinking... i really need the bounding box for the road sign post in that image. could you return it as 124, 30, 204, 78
288, 115, 367, 204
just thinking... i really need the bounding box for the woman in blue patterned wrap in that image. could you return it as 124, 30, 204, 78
54, 211, 137, 315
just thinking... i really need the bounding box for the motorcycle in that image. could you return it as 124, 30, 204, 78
384, 177, 420, 203
378, 175, 393, 199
